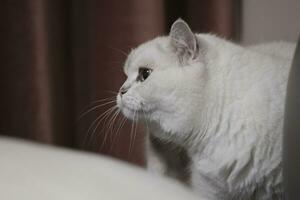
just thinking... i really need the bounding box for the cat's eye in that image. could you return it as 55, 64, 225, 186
137, 67, 152, 82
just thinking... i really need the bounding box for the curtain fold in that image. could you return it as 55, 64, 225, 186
0, 0, 237, 165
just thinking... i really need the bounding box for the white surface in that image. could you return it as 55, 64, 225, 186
242, 0, 300, 44
0, 137, 199, 200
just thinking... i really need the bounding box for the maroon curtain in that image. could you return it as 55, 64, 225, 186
0, 0, 239, 166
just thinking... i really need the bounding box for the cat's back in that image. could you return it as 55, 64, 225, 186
247, 41, 296, 60
192, 37, 295, 200
223, 40, 295, 100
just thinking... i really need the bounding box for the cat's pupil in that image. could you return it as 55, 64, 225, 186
137, 67, 152, 82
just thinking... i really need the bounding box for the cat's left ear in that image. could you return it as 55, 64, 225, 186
169, 19, 198, 63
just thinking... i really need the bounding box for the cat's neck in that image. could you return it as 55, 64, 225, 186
182, 35, 244, 151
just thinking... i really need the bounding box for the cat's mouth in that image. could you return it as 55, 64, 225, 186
117, 98, 140, 120
119, 105, 150, 122
117, 93, 152, 121
118, 101, 150, 121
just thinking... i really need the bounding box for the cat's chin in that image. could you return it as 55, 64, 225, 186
120, 106, 138, 121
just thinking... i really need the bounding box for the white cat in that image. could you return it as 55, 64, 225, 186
117, 19, 296, 200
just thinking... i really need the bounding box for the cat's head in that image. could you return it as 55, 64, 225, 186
117, 19, 209, 135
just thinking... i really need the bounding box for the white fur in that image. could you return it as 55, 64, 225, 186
117, 21, 295, 200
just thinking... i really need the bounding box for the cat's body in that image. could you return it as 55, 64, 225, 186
117, 19, 296, 200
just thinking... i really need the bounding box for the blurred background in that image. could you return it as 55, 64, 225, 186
0, 0, 299, 166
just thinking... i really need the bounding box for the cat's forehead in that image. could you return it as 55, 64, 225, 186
124, 37, 172, 74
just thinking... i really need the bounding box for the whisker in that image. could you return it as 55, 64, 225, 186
100, 108, 120, 150
104, 90, 119, 95
92, 106, 118, 148
109, 116, 127, 152
131, 112, 139, 159
84, 106, 117, 147
78, 96, 115, 120
89, 96, 116, 105
108, 109, 121, 140
78, 100, 116, 121
106, 61, 125, 65
107, 46, 128, 57
142, 109, 150, 135
128, 111, 137, 158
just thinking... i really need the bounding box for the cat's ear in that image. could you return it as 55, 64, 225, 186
169, 19, 198, 63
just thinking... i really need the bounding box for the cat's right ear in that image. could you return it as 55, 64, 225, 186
169, 19, 199, 64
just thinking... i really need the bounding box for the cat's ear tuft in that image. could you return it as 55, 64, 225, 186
169, 19, 198, 63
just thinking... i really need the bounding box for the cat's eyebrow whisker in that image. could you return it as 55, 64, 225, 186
78, 100, 116, 121
107, 46, 129, 57
106, 61, 124, 64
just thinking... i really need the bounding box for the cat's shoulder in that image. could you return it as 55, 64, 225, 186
197, 34, 296, 60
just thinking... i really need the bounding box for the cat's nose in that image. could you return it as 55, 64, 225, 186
119, 87, 128, 96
